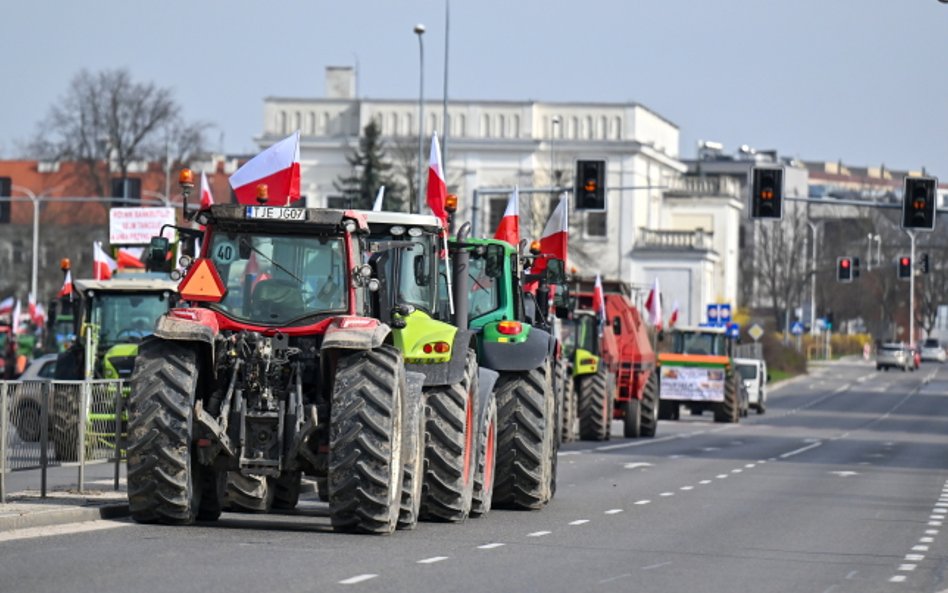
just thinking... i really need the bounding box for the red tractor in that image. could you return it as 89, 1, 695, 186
126, 174, 424, 534
563, 278, 658, 440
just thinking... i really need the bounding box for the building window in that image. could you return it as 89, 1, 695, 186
614, 117, 622, 140
307, 112, 316, 134
585, 211, 607, 238
278, 111, 287, 134
321, 112, 330, 134
570, 116, 579, 139
111, 177, 142, 207
390, 112, 399, 136
498, 114, 506, 138
482, 114, 491, 138
599, 116, 607, 140
456, 114, 466, 137
512, 114, 520, 138
488, 197, 508, 234
404, 114, 413, 135
586, 116, 594, 140
293, 111, 301, 132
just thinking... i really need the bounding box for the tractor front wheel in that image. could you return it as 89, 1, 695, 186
639, 371, 659, 437
578, 366, 614, 441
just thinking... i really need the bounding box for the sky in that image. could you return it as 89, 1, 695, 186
2, 0, 947, 176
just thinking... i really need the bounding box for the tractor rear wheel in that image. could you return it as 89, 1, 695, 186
639, 371, 659, 437
493, 362, 555, 510
470, 392, 497, 518
223, 472, 274, 513
578, 366, 614, 441
328, 345, 404, 534
126, 339, 202, 525
557, 357, 577, 443
397, 384, 426, 530
420, 350, 478, 522
51, 348, 82, 462
714, 372, 741, 423
623, 398, 642, 438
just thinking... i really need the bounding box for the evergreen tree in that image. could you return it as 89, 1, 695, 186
334, 120, 406, 211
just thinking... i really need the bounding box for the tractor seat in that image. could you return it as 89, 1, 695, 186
250, 278, 305, 321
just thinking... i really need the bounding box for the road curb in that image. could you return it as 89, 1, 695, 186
0, 502, 130, 532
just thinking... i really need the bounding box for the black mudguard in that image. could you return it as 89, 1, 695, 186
407, 328, 476, 388
479, 326, 554, 373
476, 367, 499, 432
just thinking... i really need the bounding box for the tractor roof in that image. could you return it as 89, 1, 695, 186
359, 210, 443, 231
74, 278, 180, 293
673, 325, 727, 335
462, 236, 518, 254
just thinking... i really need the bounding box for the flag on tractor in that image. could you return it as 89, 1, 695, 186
93, 241, 118, 280
644, 277, 662, 330
493, 186, 520, 247
229, 130, 301, 206
669, 301, 680, 328
426, 133, 448, 225
58, 270, 73, 299
200, 170, 214, 209
531, 193, 569, 276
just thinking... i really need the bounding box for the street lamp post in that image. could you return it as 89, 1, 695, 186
414, 23, 426, 215
549, 115, 561, 186
12, 185, 39, 305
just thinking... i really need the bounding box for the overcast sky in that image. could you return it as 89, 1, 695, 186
2, 0, 946, 175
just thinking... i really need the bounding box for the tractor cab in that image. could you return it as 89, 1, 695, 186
670, 326, 732, 358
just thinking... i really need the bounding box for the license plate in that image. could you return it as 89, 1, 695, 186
245, 207, 306, 221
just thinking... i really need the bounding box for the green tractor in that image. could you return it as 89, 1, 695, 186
361, 211, 497, 523
449, 233, 567, 510
52, 273, 179, 461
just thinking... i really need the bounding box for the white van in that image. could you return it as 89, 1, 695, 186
734, 358, 768, 414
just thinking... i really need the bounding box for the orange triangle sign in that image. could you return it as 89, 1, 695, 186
179, 258, 227, 302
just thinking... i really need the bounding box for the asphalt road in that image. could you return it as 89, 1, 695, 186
2, 358, 947, 593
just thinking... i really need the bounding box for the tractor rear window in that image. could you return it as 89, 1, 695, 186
466, 247, 503, 319
674, 332, 724, 356
90, 293, 170, 347
736, 364, 758, 380
208, 231, 347, 325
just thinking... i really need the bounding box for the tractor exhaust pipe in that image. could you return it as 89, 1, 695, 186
452, 222, 471, 330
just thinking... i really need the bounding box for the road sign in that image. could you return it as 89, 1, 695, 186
790, 321, 804, 336
707, 304, 720, 324
719, 304, 732, 324
727, 323, 741, 339
748, 323, 764, 342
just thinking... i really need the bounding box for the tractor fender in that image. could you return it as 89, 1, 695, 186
153, 309, 219, 359
407, 328, 476, 387
479, 326, 553, 372
320, 316, 391, 351
476, 367, 500, 430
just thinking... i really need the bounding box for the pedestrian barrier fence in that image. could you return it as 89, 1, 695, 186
0, 379, 127, 503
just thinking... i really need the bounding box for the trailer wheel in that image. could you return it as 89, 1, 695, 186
126, 339, 202, 525
397, 383, 426, 531
223, 472, 274, 513
493, 362, 555, 510
470, 392, 497, 518
639, 371, 659, 437
714, 371, 741, 423
420, 349, 478, 522
328, 345, 404, 534
578, 365, 613, 441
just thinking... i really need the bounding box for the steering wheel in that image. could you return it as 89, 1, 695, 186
115, 328, 147, 342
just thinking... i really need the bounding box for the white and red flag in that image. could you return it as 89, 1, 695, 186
11, 299, 21, 333
644, 277, 662, 330
493, 186, 520, 247
117, 247, 145, 269
93, 241, 118, 280
532, 194, 569, 276
199, 170, 214, 209
426, 133, 448, 225
58, 270, 73, 299
28, 294, 45, 328
229, 131, 301, 206
593, 273, 605, 315
669, 301, 680, 328
0, 296, 13, 316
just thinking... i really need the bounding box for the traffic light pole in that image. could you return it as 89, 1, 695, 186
908, 229, 916, 346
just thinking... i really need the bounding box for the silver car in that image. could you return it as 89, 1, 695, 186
920, 339, 947, 363
876, 343, 912, 372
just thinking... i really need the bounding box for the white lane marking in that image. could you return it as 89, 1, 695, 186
731, 469, 743, 474
933, 508, 947, 514
660, 492, 674, 497
680, 486, 694, 491
634, 500, 651, 505
605, 509, 624, 515
527, 531, 551, 537
596, 434, 684, 451
757, 460, 767, 464
339, 574, 377, 585
569, 520, 590, 525
417, 556, 449, 564
478, 543, 505, 549
699, 480, 712, 485
845, 570, 858, 580
701, 447, 720, 452
929, 521, 943, 526
641, 562, 672, 570
898, 564, 917, 571
804, 437, 821, 443
925, 529, 939, 535
930, 515, 944, 520
920, 537, 934, 543
598, 574, 632, 584
668, 455, 685, 460
889, 576, 907, 583
716, 474, 728, 479
745, 463, 756, 469
624, 462, 653, 469
906, 554, 924, 561
780, 441, 823, 459
0, 519, 130, 543
558, 451, 583, 457
830, 471, 859, 477
912, 545, 929, 552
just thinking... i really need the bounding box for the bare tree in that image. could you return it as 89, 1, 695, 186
27, 68, 208, 197
755, 206, 810, 329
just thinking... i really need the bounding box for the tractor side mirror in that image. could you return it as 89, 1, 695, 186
545, 259, 566, 284
146, 236, 171, 270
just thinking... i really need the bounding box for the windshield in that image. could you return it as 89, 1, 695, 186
674, 332, 724, 355
369, 231, 438, 314
466, 244, 505, 319
90, 292, 170, 347
736, 364, 758, 380
575, 315, 600, 354
208, 230, 347, 325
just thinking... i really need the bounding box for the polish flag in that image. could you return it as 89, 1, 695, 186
94, 241, 118, 280
644, 277, 662, 330
0, 296, 13, 316
669, 301, 680, 328
117, 247, 145, 269
532, 194, 569, 276
229, 131, 301, 206
58, 270, 73, 299
11, 299, 21, 333
28, 294, 45, 328
199, 171, 214, 209
593, 274, 605, 316
493, 186, 520, 247
426, 133, 448, 225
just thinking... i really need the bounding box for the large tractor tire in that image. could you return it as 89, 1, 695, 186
639, 371, 659, 438
272, 471, 302, 511
556, 356, 577, 443
328, 345, 405, 535
623, 398, 642, 438
493, 362, 555, 510
470, 392, 497, 518
127, 339, 210, 525
714, 371, 741, 424
397, 385, 426, 531
51, 348, 83, 462
420, 350, 478, 522
223, 472, 274, 513
578, 365, 614, 441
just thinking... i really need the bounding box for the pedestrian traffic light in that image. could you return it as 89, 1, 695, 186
898, 256, 912, 279
750, 166, 784, 219
921, 253, 930, 274
837, 256, 853, 282
0, 177, 9, 224
902, 176, 937, 231
574, 160, 606, 211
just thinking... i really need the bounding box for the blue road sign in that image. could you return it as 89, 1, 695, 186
719, 304, 732, 324
790, 321, 804, 336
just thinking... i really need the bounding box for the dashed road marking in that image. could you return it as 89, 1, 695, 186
339, 574, 378, 585
699, 480, 712, 485
478, 543, 505, 549
890, 576, 907, 583
920, 537, 934, 543
731, 469, 743, 474
898, 564, 917, 571
597, 574, 632, 584
634, 500, 651, 506
641, 561, 672, 570
745, 463, 756, 469
528, 531, 551, 537
780, 441, 823, 459
417, 557, 449, 564
906, 554, 925, 561
605, 509, 624, 515
928, 521, 943, 526
623, 462, 653, 470
926, 529, 939, 535
912, 545, 929, 552
680, 485, 694, 491
660, 492, 674, 497
569, 520, 590, 525
716, 474, 728, 479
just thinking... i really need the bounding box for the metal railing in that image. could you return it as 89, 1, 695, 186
0, 379, 127, 503
636, 228, 713, 251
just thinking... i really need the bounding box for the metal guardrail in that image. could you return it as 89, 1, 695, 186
735, 343, 764, 360
0, 379, 127, 503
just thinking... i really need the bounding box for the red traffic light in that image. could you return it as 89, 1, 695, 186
901, 257, 910, 266
841, 259, 850, 268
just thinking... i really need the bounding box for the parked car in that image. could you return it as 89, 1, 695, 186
876, 343, 913, 372
920, 339, 946, 363
9, 353, 58, 442
734, 357, 768, 414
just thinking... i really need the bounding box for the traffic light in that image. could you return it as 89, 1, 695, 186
852, 256, 861, 278
0, 177, 9, 224
750, 166, 784, 219
898, 256, 912, 280
921, 253, 930, 274
574, 160, 606, 211
837, 256, 853, 282
902, 176, 937, 231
